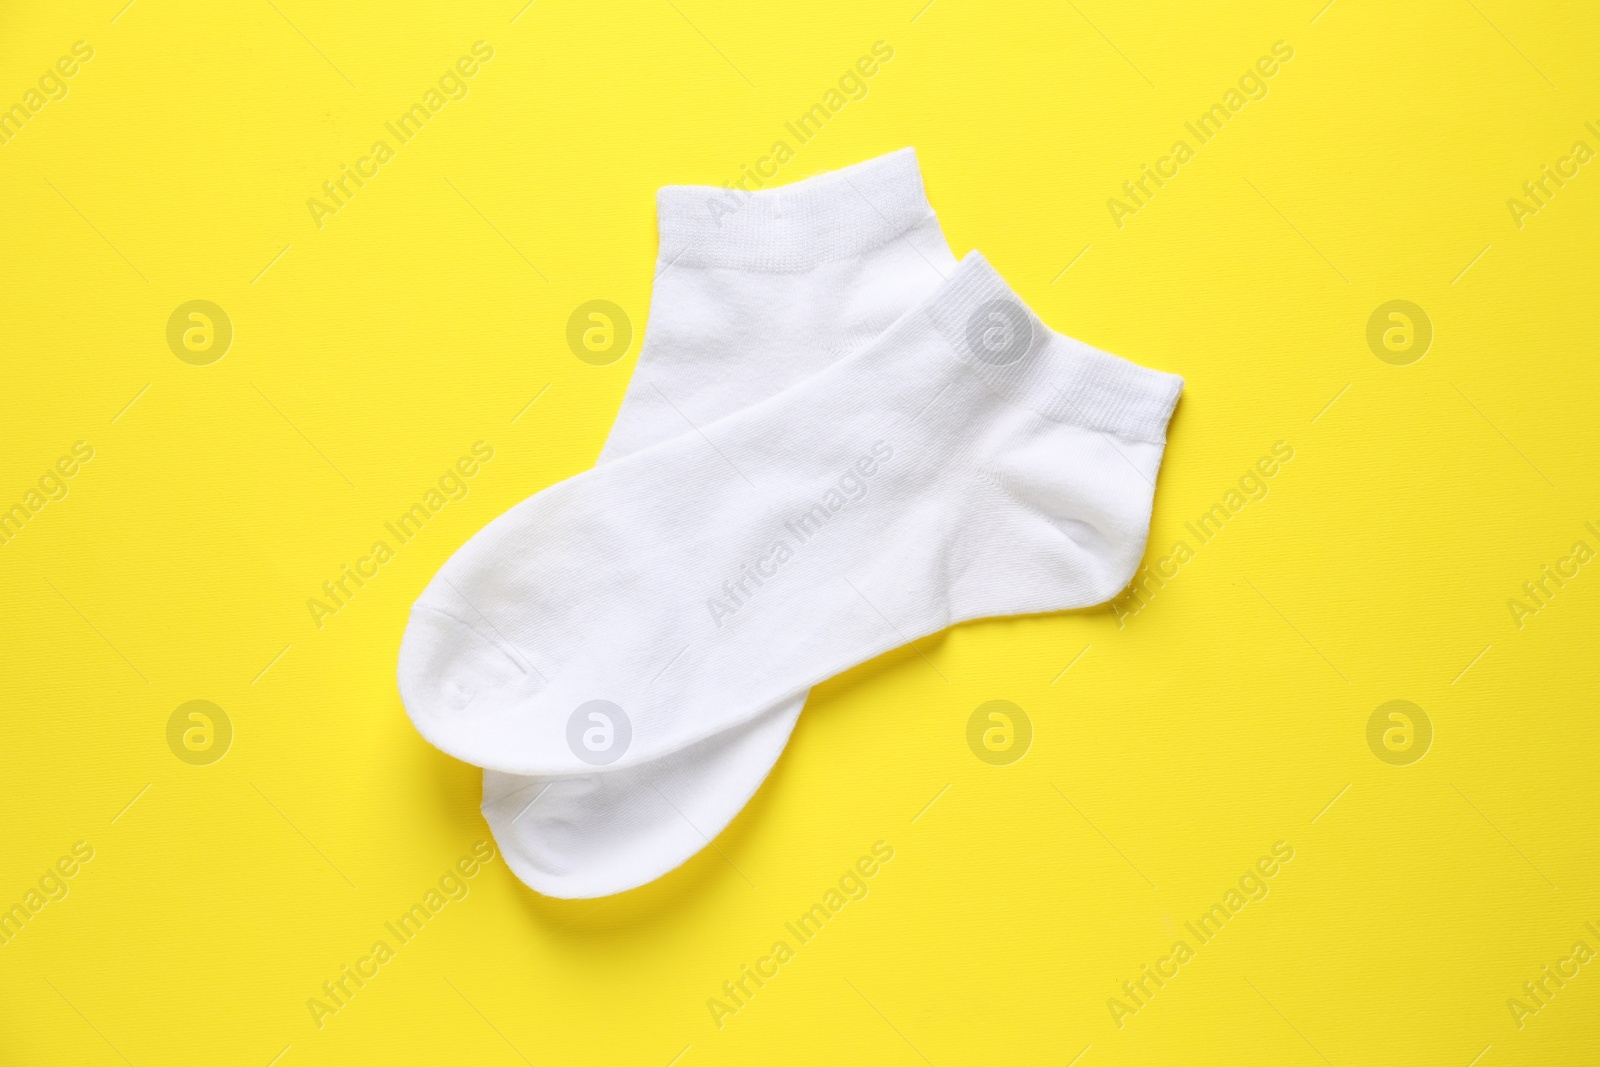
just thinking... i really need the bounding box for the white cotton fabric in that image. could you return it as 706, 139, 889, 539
397, 151, 1184, 900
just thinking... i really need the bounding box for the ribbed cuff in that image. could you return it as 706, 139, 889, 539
925, 252, 1185, 444
656, 148, 936, 272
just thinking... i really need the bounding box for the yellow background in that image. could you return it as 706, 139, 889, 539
3, 0, 1597, 1063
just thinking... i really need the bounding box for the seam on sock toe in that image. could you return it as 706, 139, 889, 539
404, 602, 536, 716
414, 602, 531, 675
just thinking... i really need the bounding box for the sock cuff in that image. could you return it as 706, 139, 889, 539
926, 252, 1185, 444
656, 148, 937, 272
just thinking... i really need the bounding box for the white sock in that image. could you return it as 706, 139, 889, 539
400, 251, 1182, 793
476, 150, 958, 898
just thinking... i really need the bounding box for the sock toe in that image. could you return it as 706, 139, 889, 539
481, 696, 804, 898
398, 602, 530, 724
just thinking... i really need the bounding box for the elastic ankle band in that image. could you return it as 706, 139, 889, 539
926, 252, 1185, 444
656, 148, 936, 272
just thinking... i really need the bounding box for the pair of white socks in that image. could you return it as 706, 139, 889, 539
397, 149, 1183, 898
